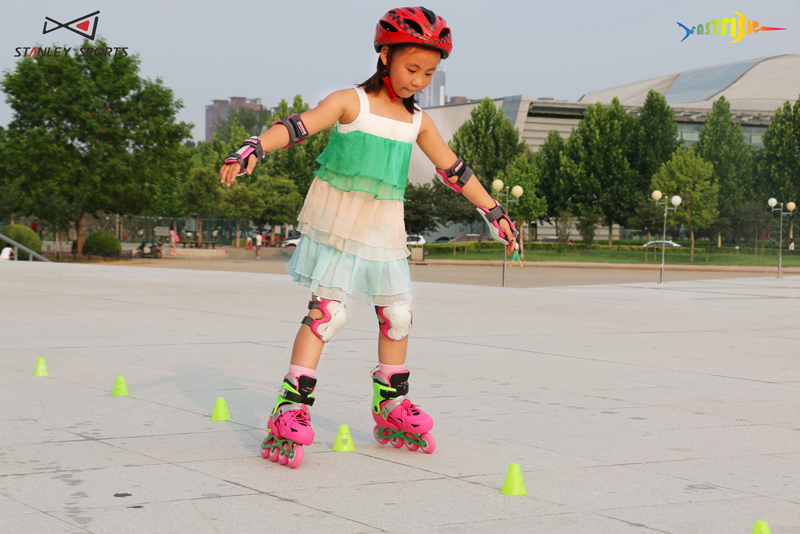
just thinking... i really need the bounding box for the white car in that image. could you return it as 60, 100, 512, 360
281, 236, 302, 248
407, 235, 426, 245
643, 240, 682, 247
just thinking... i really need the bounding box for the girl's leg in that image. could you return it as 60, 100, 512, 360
290, 296, 325, 369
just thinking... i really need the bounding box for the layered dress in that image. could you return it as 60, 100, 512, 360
285, 87, 421, 307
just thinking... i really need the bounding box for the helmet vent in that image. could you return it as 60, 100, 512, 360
380, 20, 398, 32
419, 7, 436, 25
438, 28, 450, 40
403, 18, 424, 36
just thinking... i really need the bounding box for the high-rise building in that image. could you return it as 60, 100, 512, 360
417, 65, 446, 109
205, 97, 262, 142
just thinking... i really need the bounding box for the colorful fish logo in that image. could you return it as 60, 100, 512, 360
677, 12, 785, 43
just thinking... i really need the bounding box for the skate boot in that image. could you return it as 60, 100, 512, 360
371, 369, 435, 454
261, 373, 316, 468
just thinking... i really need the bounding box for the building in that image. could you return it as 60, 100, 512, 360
417, 65, 447, 109
407, 54, 800, 239
205, 97, 262, 142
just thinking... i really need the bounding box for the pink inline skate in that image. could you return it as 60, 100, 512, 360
371, 369, 435, 454
261, 374, 316, 468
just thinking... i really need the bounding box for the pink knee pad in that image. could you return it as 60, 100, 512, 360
375, 302, 413, 341
302, 299, 346, 343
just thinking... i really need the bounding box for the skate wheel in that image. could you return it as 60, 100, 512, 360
278, 446, 290, 466
419, 432, 436, 454
261, 437, 275, 459
373, 425, 390, 445
288, 444, 304, 469
269, 442, 281, 462
404, 432, 420, 451
390, 435, 405, 448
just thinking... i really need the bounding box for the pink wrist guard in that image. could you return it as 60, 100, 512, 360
477, 200, 518, 245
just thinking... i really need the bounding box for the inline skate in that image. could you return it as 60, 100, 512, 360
371, 369, 435, 453
261, 373, 316, 468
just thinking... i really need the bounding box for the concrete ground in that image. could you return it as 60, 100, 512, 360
1, 261, 799, 533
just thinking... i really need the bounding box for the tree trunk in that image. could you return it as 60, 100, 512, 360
608, 225, 613, 246
198, 216, 203, 242
76, 214, 85, 255
236, 218, 241, 248
717, 233, 722, 247
690, 229, 695, 262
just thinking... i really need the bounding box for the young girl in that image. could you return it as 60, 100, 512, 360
220, 6, 517, 468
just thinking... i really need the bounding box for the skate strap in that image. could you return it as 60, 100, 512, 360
274, 402, 308, 418
379, 396, 407, 420
280, 388, 315, 406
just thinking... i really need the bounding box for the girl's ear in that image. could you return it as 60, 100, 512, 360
380, 46, 390, 66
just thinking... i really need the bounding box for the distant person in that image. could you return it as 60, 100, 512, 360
255, 233, 262, 259
219, 6, 517, 468
509, 240, 523, 267
0, 246, 14, 260
169, 228, 177, 256
30, 220, 38, 234
790, 238, 795, 251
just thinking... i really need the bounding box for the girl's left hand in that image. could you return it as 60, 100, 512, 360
498, 220, 516, 254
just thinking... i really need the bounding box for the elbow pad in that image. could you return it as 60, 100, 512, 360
436, 157, 473, 193
274, 113, 309, 148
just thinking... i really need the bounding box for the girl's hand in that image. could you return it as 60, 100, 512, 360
220, 158, 256, 187
498, 219, 516, 254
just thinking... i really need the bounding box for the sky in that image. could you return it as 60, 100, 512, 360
1, 0, 798, 142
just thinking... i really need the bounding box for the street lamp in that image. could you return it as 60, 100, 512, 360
652, 190, 682, 284
767, 198, 796, 278
492, 179, 523, 287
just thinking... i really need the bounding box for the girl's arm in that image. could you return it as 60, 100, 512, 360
416, 112, 517, 254
220, 89, 359, 186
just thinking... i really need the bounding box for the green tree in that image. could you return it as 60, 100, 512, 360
628, 198, 664, 242
695, 96, 752, 243
1, 39, 192, 253
214, 105, 272, 143
180, 167, 223, 242
500, 151, 546, 248
449, 97, 527, 190
534, 130, 567, 223
252, 175, 303, 244
431, 179, 480, 254
263, 95, 332, 196
404, 181, 439, 236
759, 96, 800, 240
561, 99, 638, 245
220, 180, 265, 247
632, 90, 680, 191
651, 147, 718, 261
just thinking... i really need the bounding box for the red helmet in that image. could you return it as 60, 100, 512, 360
374, 6, 453, 59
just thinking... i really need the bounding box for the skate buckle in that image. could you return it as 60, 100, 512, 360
379, 396, 407, 420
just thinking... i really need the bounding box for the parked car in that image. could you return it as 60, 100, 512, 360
451, 234, 491, 243
281, 235, 302, 248
407, 235, 427, 245
434, 236, 454, 243
533, 237, 559, 243
643, 240, 682, 247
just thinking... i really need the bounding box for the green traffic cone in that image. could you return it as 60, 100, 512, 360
333, 424, 355, 452
500, 463, 528, 495
33, 358, 49, 377
752, 521, 771, 534
211, 397, 230, 421
111, 376, 129, 396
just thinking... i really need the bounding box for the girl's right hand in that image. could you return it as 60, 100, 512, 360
219, 158, 255, 187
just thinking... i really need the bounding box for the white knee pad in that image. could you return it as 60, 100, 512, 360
302, 299, 347, 343
376, 303, 413, 341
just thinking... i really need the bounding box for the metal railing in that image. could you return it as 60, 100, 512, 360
0, 234, 52, 262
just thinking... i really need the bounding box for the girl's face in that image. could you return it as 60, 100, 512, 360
381, 45, 441, 99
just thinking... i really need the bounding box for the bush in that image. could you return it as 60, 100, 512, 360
0, 224, 42, 260
83, 231, 122, 257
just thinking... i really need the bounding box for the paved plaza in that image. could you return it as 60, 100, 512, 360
1, 261, 799, 533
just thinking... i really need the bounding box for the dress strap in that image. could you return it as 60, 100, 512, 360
412, 104, 423, 135
353, 87, 370, 121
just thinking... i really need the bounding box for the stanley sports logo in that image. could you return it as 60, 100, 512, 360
677, 11, 786, 43
42, 10, 100, 41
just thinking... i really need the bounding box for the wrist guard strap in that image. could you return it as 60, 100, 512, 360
224, 136, 263, 176
274, 113, 309, 148
436, 157, 474, 193
477, 200, 519, 245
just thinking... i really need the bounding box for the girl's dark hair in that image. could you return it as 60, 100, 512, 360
357, 45, 419, 114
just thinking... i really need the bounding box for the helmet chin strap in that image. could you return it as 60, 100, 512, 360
380, 48, 400, 101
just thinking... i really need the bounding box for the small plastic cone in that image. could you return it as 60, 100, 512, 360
752, 521, 771, 534
33, 358, 49, 377
111, 376, 129, 396
500, 463, 528, 495
333, 424, 355, 451
211, 397, 230, 421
